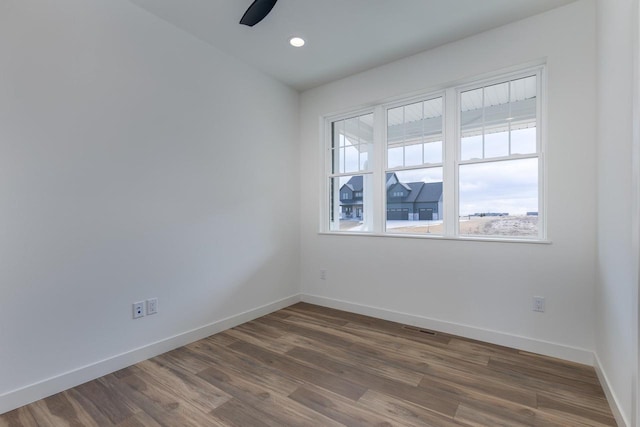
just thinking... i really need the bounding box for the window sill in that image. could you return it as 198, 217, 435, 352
318, 231, 551, 244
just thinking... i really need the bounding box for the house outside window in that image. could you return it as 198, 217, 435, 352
329, 113, 374, 229
323, 66, 545, 241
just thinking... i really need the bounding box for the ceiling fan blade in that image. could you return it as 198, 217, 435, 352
240, 0, 278, 27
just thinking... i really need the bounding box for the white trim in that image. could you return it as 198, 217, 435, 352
594, 353, 631, 427
0, 294, 302, 415
318, 231, 551, 244
300, 293, 592, 365
632, 1, 640, 426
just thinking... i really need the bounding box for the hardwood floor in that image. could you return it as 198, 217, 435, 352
0, 303, 617, 426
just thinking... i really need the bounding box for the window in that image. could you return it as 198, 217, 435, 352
323, 66, 544, 240
386, 96, 443, 234
328, 113, 374, 231
458, 74, 540, 238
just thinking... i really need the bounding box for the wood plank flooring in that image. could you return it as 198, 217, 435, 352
0, 303, 617, 426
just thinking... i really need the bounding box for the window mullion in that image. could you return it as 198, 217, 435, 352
372, 105, 386, 233
443, 87, 458, 237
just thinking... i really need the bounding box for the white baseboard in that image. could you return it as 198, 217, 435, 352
0, 293, 302, 415
301, 294, 594, 365
593, 353, 630, 427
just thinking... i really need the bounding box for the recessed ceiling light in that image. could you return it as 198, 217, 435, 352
289, 37, 305, 47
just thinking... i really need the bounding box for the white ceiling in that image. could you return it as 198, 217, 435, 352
128, 0, 578, 91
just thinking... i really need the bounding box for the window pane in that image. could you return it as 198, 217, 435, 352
332, 113, 373, 174
405, 143, 422, 166
424, 141, 442, 164
344, 145, 359, 172
461, 135, 482, 160
460, 88, 483, 133
359, 151, 368, 170
387, 97, 443, 168
404, 102, 423, 142
460, 75, 537, 160
334, 120, 345, 148
388, 146, 403, 168
485, 128, 509, 158
511, 125, 536, 155
344, 117, 360, 144
386, 168, 443, 235
330, 175, 371, 232
483, 82, 510, 126
359, 114, 374, 145
459, 158, 538, 238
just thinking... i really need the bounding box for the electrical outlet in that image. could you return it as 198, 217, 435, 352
133, 302, 145, 319
147, 298, 158, 315
533, 296, 545, 312
320, 269, 326, 280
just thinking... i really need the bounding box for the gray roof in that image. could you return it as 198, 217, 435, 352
415, 182, 443, 203
343, 175, 363, 192
402, 182, 424, 203
341, 175, 442, 204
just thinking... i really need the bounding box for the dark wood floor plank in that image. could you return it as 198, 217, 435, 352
196, 364, 343, 427
281, 305, 351, 327
154, 347, 215, 375
132, 359, 231, 414
185, 342, 304, 396
236, 318, 289, 338
454, 403, 532, 427
26, 399, 88, 427
491, 353, 601, 386
419, 374, 539, 426
340, 322, 490, 365
488, 358, 606, 395
74, 376, 138, 424
101, 373, 225, 427
357, 389, 466, 427
285, 303, 451, 345
288, 385, 395, 427
65, 388, 122, 427
201, 331, 238, 347
278, 331, 423, 386
227, 340, 368, 401
533, 407, 618, 427
517, 350, 600, 379
209, 398, 275, 427
286, 302, 452, 346
115, 411, 163, 427
419, 361, 538, 407
446, 336, 521, 358
536, 392, 617, 425
277, 310, 488, 370
224, 326, 297, 354
258, 314, 357, 350
0, 303, 616, 426
0, 406, 40, 427
285, 344, 460, 418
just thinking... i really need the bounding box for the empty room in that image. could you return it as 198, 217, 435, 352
1, 0, 638, 426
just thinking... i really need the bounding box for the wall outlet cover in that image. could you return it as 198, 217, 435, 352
133, 302, 145, 319
146, 298, 158, 315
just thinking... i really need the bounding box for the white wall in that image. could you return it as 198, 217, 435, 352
300, 1, 597, 362
595, 0, 639, 425
0, 0, 300, 412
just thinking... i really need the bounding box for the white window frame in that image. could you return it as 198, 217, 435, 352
322, 109, 375, 233
320, 64, 547, 243
383, 92, 445, 234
